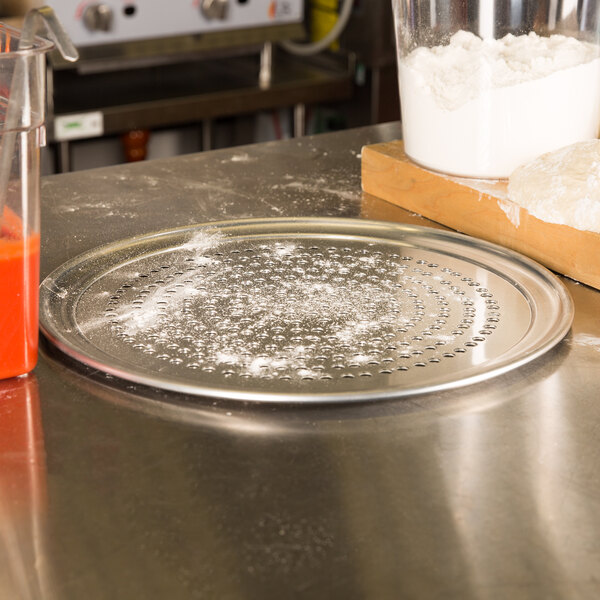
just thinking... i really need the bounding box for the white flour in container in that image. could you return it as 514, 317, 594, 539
398, 31, 600, 178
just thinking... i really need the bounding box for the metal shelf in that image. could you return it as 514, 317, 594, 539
49, 51, 352, 135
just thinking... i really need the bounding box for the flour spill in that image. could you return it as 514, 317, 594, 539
571, 334, 600, 353
498, 199, 521, 228
88, 227, 499, 383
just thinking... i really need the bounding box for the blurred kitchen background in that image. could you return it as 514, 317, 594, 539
0, 0, 399, 173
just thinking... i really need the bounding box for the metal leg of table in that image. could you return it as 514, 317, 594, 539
259, 41, 273, 90
201, 119, 212, 152
293, 103, 306, 138
55, 141, 71, 173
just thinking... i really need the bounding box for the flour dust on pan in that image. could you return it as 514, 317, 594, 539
39, 218, 573, 403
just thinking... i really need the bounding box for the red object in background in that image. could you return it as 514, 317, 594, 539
0, 207, 40, 379
121, 129, 150, 162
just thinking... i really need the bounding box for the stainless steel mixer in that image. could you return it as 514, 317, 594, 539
5, 0, 304, 64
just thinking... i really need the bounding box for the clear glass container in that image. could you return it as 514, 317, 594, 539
391, 0, 600, 178
0, 24, 53, 379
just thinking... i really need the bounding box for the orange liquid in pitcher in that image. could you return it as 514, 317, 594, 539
0, 207, 39, 379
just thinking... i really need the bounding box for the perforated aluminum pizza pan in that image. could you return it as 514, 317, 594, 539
40, 217, 573, 403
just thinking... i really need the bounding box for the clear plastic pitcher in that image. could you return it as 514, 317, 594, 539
0, 24, 53, 379
391, 1, 600, 178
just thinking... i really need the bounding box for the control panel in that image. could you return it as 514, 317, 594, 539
49, 0, 303, 47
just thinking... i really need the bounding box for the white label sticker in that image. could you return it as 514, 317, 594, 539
54, 112, 104, 141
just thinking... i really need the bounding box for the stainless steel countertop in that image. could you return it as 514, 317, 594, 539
3, 122, 600, 599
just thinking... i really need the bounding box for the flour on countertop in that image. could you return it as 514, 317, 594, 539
570, 333, 600, 353
228, 153, 254, 163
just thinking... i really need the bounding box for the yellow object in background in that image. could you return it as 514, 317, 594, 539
310, 0, 340, 51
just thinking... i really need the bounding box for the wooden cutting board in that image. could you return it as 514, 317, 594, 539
361, 140, 600, 291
